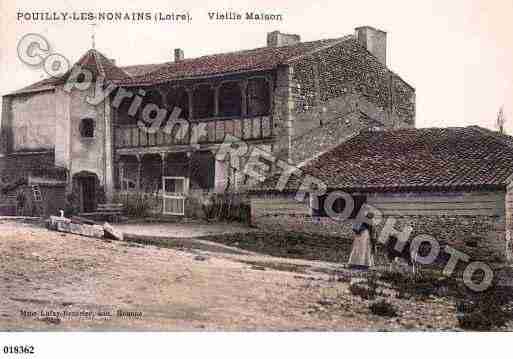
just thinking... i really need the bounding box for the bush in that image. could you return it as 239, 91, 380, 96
370, 299, 398, 317
350, 273, 378, 300
350, 282, 376, 300
381, 269, 457, 300
201, 193, 250, 223
380, 270, 408, 286
456, 286, 513, 330
117, 192, 155, 218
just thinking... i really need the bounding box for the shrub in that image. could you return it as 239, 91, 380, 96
95, 185, 106, 205
117, 192, 155, 218
370, 299, 398, 317
200, 193, 250, 223
456, 286, 513, 330
63, 193, 81, 217
350, 282, 376, 300
350, 274, 378, 300
381, 269, 457, 300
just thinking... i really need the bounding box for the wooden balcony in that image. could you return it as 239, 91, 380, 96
114, 116, 273, 149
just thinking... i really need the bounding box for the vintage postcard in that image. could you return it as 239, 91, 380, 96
0, 0, 512, 357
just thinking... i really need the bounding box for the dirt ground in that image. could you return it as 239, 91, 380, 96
0, 219, 462, 331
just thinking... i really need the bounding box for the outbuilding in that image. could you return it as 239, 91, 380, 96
250, 126, 513, 273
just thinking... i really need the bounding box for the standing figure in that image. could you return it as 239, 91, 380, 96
348, 222, 375, 270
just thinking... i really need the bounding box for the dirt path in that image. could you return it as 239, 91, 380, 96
0, 220, 459, 331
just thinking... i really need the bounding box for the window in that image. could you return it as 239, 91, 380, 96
80, 118, 95, 138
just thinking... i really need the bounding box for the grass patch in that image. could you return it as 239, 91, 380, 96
202, 231, 353, 263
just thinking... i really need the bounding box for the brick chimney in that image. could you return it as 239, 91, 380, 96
355, 26, 387, 65
174, 48, 184, 62
267, 31, 301, 47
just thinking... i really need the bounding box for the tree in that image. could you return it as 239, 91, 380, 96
496, 106, 506, 134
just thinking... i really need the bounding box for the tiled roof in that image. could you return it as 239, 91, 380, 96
6, 77, 59, 95
5, 49, 132, 96
257, 126, 513, 193
74, 49, 131, 80
5, 37, 352, 95
121, 63, 167, 77
117, 36, 352, 86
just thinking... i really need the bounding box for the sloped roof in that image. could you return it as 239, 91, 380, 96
5, 37, 352, 95
117, 36, 352, 86
6, 77, 59, 96
5, 49, 132, 96
121, 63, 167, 77
257, 126, 513, 193
73, 49, 131, 80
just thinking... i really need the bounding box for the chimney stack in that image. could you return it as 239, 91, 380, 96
174, 48, 184, 62
267, 31, 301, 47
355, 26, 387, 66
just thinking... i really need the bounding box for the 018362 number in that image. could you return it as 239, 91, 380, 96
3, 345, 35, 354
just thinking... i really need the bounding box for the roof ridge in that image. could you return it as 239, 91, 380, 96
284, 35, 354, 63
128, 36, 350, 83
90, 48, 132, 78
90, 49, 106, 78
469, 125, 513, 153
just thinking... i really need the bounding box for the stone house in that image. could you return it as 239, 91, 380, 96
251, 126, 513, 271
0, 26, 414, 216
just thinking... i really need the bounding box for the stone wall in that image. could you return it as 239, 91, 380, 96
1, 151, 56, 182
271, 66, 294, 161
0, 154, 5, 178
505, 185, 513, 261
251, 191, 509, 269
0, 180, 65, 218
290, 110, 371, 165
289, 39, 415, 132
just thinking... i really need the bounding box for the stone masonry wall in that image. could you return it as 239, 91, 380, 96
505, 185, 513, 261
251, 193, 508, 270
1, 151, 56, 182
290, 110, 373, 165
290, 39, 415, 132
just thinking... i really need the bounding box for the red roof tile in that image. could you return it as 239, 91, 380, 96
258, 126, 513, 192
5, 37, 351, 95
5, 49, 131, 96
117, 36, 352, 86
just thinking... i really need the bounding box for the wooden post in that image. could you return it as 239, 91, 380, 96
239, 79, 248, 117
186, 87, 193, 120
214, 83, 220, 118
119, 160, 125, 190
135, 154, 142, 191
267, 75, 273, 116
160, 152, 167, 178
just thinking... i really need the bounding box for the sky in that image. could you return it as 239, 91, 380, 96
1, 0, 512, 132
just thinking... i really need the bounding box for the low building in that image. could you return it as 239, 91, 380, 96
1, 26, 414, 217
251, 126, 513, 269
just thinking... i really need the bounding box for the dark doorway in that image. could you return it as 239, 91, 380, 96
80, 176, 96, 212
72, 171, 99, 213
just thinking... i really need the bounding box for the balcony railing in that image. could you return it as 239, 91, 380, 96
114, 116, 273, 149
